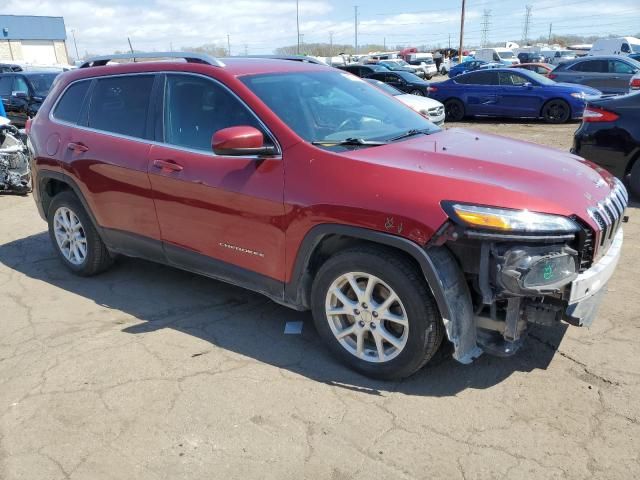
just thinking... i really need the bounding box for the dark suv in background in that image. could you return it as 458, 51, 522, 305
0, 71, 59, 126
549, 56, 640, 94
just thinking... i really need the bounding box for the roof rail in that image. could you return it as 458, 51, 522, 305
79, 52, 225, 68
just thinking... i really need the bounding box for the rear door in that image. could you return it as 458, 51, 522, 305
147, 73, 286, 285
497, 70, 541, 117
54, 74, 163, 254
455, 71, 500, 116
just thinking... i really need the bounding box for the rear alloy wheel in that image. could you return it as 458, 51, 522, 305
311, 247, 444, 379
47, 191, 114, 276
542, 99, 571, 124
410, 89, 424, 96
444, 98, 465, 121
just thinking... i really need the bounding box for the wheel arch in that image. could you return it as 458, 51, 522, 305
286, 224, 480, 363
37, 170, 102, 233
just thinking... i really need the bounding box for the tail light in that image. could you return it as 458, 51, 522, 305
631, 78, 640, 90
25, 117, 32, 135
582, 106, 619, 123
547, 73, 558, 80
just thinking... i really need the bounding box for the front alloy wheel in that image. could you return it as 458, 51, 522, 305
311, 247, 444, 379
325, 272, 409, 363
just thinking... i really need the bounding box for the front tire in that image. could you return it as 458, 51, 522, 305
541, 99, 571, 124
444, 98, 465, 121
47, 191, 113, 276
628, 160, 640, 199
410, 89, 424, 96
311, 246, 444, 380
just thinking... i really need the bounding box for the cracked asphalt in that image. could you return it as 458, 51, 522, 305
1, 121, 640, 479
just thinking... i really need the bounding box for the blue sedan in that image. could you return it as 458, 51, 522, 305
429, 68, 601, 123
448, 60, 488, 78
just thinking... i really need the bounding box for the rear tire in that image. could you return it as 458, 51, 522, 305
628, 160, 640, 199
444, 98, 465, 121
47, 191, 113, 276
541, 99, 571, 124
311, 246, 444, 380
410, 89, 424, 96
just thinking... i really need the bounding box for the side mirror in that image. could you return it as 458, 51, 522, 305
212, 126, 277, 157
11, 90, 28, 99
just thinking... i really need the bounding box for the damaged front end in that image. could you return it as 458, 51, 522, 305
427, 187, 627, 363
0, 123, 31, 194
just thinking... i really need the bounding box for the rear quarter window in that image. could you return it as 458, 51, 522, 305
53, 80, 91, 124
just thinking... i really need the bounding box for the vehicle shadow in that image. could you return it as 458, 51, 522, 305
0, 231, 568, 397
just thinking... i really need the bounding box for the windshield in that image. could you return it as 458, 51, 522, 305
498, 51, 515, 59
26, 73, 58, 96
241, 71, 438, 147
630, 42, 640, 53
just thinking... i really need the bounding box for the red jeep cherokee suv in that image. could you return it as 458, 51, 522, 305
28, 52, 627, 379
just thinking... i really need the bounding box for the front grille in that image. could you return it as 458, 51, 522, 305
587, 181, 628, 258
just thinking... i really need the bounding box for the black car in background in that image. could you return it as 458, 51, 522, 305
337, 64, 388, 78
365, 70, 431, 96
572, 91, 640, 196
0, 71, 59, 126
517, 52, 546, 63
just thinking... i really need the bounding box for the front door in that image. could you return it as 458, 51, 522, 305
497, 71, 540, 117
147, 73, 286, 287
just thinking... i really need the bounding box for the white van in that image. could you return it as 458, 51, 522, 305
474, 48, 519, 65
589, 37, 640, 56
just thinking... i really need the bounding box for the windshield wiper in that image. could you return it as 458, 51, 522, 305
389, 129, 432, 142
311, 137, 389, 147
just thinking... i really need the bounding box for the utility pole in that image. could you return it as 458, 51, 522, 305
244, 44, 248, 55
458, 0, 465, 63
299, 33, 304, 52
383, 37, 386, 50
227, 34, 231, 56
354, 6, 359, 55
522, 5, 532, 45
127, 37, 134, 54
71, 29, 79, 60
548, 23, 553, 45
481, 9, 491, 48
329, 31, 334, 57
448, 33, 451, 49
296, 0, 300, 54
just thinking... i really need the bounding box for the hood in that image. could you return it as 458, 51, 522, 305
339, 128, 615, 227
397, 94, 443, 110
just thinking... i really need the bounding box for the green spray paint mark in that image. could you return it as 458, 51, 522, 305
543, 263, 554, 281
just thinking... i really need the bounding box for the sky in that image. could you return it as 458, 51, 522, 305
1, 0, 639, 58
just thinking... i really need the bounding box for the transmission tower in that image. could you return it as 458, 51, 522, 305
481, 9, 491, 47
522, 5, 532, 45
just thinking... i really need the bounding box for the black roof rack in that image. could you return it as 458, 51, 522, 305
80, 52, 225, 68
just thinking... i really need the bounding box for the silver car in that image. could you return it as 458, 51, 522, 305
550, 55, 640, 95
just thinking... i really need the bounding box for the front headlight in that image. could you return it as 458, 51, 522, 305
446, 203, 580, 233
570, 92, 586, 99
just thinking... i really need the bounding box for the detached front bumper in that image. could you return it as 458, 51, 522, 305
565, 228, 623, 327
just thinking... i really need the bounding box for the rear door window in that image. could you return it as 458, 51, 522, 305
53, 80, 91, 124
570, 60, 607, 73
87, 75, 155, 138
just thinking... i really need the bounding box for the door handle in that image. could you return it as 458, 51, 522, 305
153, 159, 184, 172
67, 142, 89, 153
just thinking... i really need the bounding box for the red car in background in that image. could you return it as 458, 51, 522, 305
510, 63, 555, 76
28, 52, 626, 379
